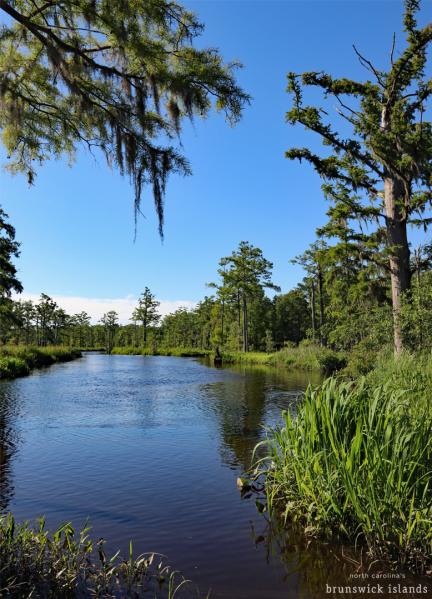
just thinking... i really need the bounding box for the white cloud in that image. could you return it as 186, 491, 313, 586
14, 293, 196, 324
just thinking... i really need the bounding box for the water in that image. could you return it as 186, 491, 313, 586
0, 355, 428, 598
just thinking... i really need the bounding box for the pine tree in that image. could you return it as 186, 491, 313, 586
218, 242, 280, 352
100, 310, 119, 353
132, 287, 160, 345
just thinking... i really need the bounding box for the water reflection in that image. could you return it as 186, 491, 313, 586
0, 387, 20, 511
242, 487, 431, 599
1, 355, 425, 599
201, 361, 321, 470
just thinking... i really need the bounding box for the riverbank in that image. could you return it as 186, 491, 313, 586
220, 344, 347, 374
255, 353, 432, 574
111, 346, 211, 357
0, 346, 81, 380
110, 344, 346, 373
0, 514, 201, 598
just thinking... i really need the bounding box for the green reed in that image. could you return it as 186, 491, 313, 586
257, 376, 432, 572
0, 515, 204, 598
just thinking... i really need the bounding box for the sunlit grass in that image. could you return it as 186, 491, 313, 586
0, 346, 81, 379
256, 373, 432, 573
222, 344, 346, 374
111, 346, 211, 357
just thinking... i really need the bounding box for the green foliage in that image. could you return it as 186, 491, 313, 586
0, 0, 249, 234
0, 514, 203, 598
220, 343, 346, 374
111, 346, 210, 357
0, 355, 29, 378
0, 207, 23, 341
272, 289, 310, 346
210, 241, 280, 352
100, 311, 119, 354
132, 288, 161, 345
0, 207, 22, 298
258, 374, 432, 572
0, 346, 80, 379
286, 0, 432, 352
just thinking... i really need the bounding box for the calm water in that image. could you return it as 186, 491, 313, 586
0, 355, 428, 598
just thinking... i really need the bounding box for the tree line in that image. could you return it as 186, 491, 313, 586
2, 192, 432, 360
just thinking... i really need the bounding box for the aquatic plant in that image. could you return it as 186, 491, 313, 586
257, 376, 432, 573
0, 515, 205, 598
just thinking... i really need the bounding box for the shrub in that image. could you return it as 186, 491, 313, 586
0, 356, 30, 378
0, 346, 81, 379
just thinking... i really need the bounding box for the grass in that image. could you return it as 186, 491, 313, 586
0, 346, 81, 380
111, 344, 347, 373
255, 361, 432, 573
221, 344, 346, 374
0, 514, 204, 598
111, 346, 211, 357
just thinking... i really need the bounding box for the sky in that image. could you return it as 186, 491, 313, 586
1, 0, 432, 322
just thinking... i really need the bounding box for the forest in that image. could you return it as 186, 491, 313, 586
2, 231, 432, 377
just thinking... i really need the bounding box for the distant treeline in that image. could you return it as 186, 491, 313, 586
3, 238, 432, 367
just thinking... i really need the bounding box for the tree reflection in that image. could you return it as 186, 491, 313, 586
247, 499, 430, 599
0, 386, 19, 512
202, 363, 321, 471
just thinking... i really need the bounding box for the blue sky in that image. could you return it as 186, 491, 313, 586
1, 0, 431, 321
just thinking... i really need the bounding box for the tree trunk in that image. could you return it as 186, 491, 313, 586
384, 176, 411, 355
310, 280, 316, 341
242, 293, 249, 352
221, 298, 225, 348
237, 291, 241, 351
143, 319, 147, 345
317, 266, 325, 346
414, 250, 422, 348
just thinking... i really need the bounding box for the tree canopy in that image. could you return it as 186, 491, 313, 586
132, 286, 160, 344
0, 0, 249, 235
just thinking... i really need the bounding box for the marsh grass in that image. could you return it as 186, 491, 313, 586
221, 344, 346, 374
0, 346, 81, 379
111, 347, 211, 357
111, 344, 346, 373
0, 515, 204, 598
256, 375, 432, 573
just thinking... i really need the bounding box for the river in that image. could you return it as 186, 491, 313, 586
0, 353, 418, 598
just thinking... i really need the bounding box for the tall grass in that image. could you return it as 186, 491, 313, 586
258, 376, 432, 572
111, 346, 211, 357
0, 514, 204, 598
111, 344, 346, 373
0, 346, 81, 380
221, 344, 346, 374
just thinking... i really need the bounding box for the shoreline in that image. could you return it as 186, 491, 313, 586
0, 346, 82, 381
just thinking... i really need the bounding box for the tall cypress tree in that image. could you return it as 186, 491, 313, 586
285, 0, 432, 354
